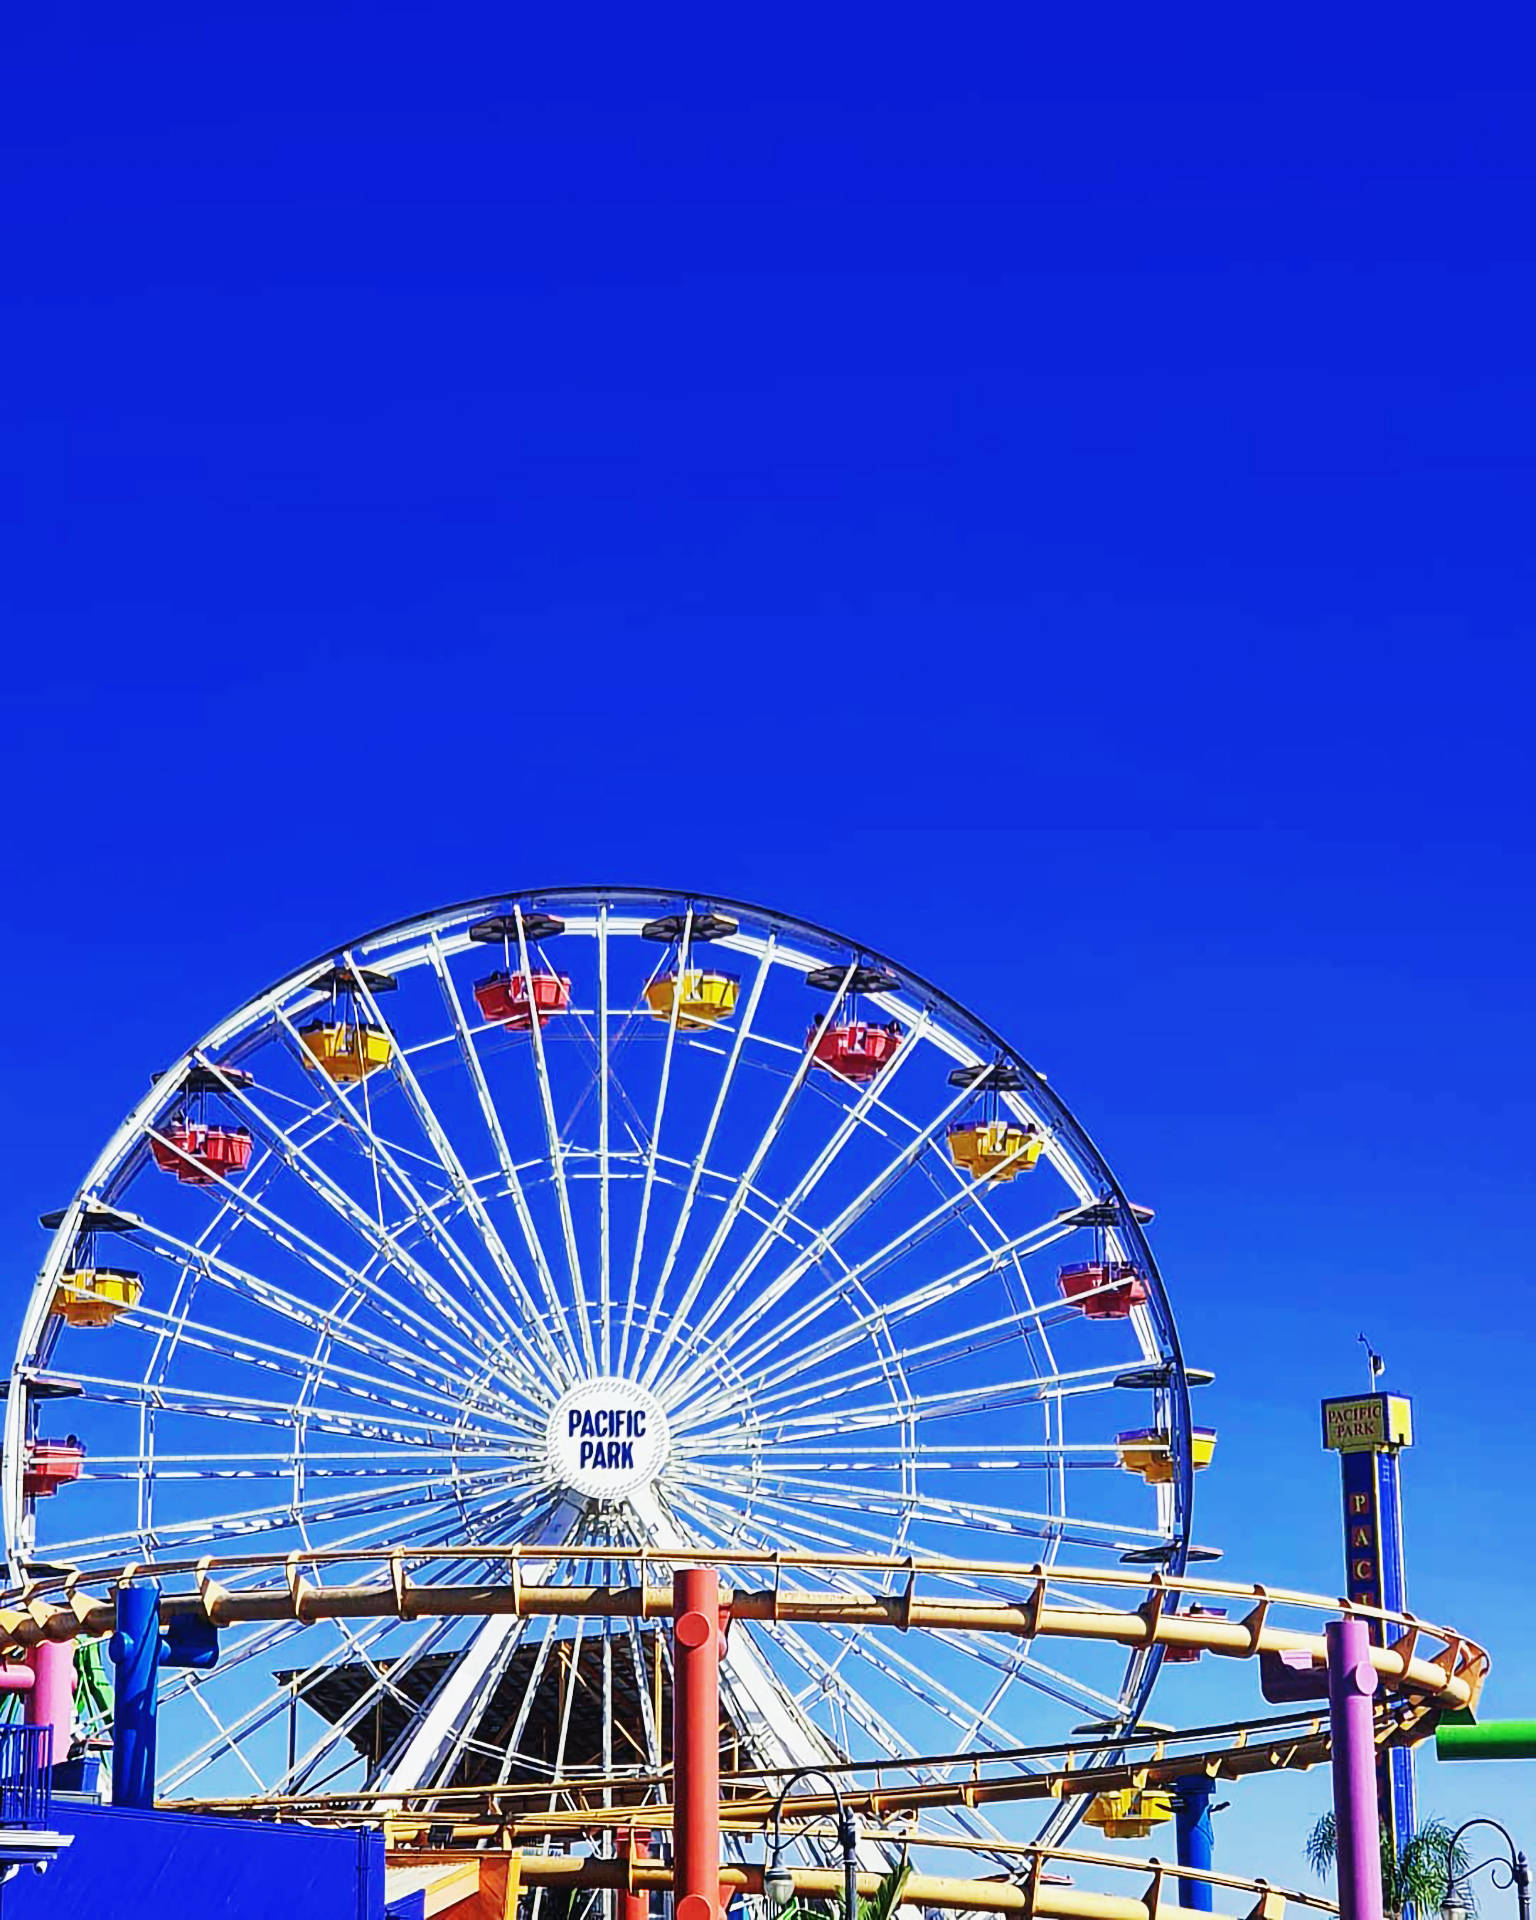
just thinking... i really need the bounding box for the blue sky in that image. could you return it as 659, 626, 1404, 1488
4, 5, 1535, 1893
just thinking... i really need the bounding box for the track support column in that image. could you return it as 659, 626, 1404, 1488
1173, 1774, 1215, 1911
109, 1580, 162, 1810
673, 1568, 721, 1920
618, 1827, 651, 1920
1327, 1617, 1384, 1920
24, 1639, 73, 1776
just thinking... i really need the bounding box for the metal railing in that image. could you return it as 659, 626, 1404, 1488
0, 1726, 53, 1828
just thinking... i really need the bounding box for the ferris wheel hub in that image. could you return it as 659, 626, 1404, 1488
543, 1376, 671, 1503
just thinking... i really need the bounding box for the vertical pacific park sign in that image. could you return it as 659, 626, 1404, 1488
1320, 1393, 1413, 1613
1320, 1390, 1416, 1853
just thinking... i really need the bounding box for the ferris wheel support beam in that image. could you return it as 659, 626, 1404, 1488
373, 1496, 584, 1795
628, 1489, 849, 1784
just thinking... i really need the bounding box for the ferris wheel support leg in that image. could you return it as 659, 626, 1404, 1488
1172, 1775, 1214, 1912
1327, 1618, 1385, 1920
674, 1569, 722, 1920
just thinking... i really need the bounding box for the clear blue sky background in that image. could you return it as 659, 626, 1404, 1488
4, 6, 1534, 1892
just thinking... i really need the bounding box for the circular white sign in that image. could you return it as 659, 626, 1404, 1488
544, 1377, 670, 1502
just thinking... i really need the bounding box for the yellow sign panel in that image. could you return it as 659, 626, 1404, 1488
1321, 1394, 1413, 1454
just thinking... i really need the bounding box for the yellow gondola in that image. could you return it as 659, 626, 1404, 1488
946, 1120, 1043, 1181
643, 971, 740, 1030
299, 1021, 393, 1083
1116, 1426, 1218, 1485
49, 1268, 143, 1329
1084, 1788, 1177, 1840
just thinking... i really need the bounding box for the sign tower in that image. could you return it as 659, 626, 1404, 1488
1321, 1382, 1416, 1859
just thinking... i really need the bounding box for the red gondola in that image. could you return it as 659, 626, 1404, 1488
473, 971, 572, 1030
806, 1018, 904, 1084
1057, 1261, 1149, 1320
150, 1122, 254, 1186
23, 1440, 84, 1500
1164, 1605, 1228, 1663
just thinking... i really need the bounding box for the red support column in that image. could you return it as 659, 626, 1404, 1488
618, 1827, 651, 1920
673, 1569, 721, 1920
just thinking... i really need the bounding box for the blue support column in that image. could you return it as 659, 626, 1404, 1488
1173, 1775, 1215, 1911
108, 1581, 161, 1810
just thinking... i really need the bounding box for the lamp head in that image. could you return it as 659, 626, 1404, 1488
764, 1857, 796, 1910
1441, 1886, 1474, 1920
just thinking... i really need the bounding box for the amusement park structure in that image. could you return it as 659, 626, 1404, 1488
0, 889, 1502, 1920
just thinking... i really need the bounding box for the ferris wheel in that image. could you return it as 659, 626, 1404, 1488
6, 888, 1209, 1846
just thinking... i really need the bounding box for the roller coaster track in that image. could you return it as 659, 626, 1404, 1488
1, 1546, 1487, 1847
388, 1832, 1346, 1920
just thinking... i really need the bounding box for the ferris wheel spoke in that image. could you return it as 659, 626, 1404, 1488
700, 1212, 1082, 1415
681, 1360, 1126, 1452
118, 1303, 538, 1442
68, 1368, 536, 1456
624, 937, 777, 1378
514, 907, 597, 1376
35, 1466, 503, 1569
140, 1096, 512, 1380
719, 1440, 1115, 1468
700, 1464, 1167, 1551
687, 1015, 934, 1371
637, 958, 864, 1391
666, 1476, 891, 1567
123, 1206, 525, 1413
815, 1619, 1025, 1757
618, 907, 694, 1385
215, 1040, 526, 1374
428, 936, 584, 1384
651, 1057, 978, 1405
494, 1612, 560, 1784
346, 955, 581, 1392
597, 905, 612, 1371
700, 1301, 1083, 1429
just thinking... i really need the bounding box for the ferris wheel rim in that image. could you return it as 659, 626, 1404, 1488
8, 885, 1200, 1836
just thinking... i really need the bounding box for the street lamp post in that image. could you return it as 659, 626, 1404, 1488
1441, 1819, 1531, 1920
763, 1768, 861, 1920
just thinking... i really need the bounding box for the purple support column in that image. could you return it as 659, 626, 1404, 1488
1327, 1618, 1385, 1920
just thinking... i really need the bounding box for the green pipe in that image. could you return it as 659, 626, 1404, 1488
1436, 1718, 1536, 1761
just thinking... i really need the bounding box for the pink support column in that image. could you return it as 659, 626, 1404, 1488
673, 1569, 721, 1920
1327, 1618, 1385, 1920
25, 1640, 73, 1772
